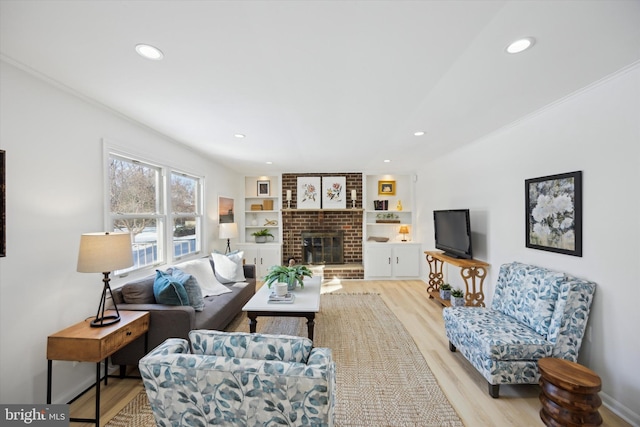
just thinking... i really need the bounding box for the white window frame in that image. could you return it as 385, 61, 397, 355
105, 146, 204, 276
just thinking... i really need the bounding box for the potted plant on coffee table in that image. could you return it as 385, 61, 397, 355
439, 283, 452, 300
251, 228, 274, 243
264, 264, 313, 292
451, 288, 465, 307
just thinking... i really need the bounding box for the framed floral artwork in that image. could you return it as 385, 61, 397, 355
378, 180, 395, 195
322, 176, 346, 209
525, 171, 582, 257
297, 177, 321, 209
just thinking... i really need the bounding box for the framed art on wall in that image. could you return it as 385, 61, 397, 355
525, 171, 582, 257
257, 180, 270, 196
0, 150, 4, 257
297, 177, 321, 209
218, 196, 235, 224
322, 176, 346, 209
378, 180, 395, 195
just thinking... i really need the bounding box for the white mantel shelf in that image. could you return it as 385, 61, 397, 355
282, 209, 364, 212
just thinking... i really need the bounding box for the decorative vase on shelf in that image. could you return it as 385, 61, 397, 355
397, 200, 403, 211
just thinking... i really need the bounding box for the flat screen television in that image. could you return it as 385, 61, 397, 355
433, 209, 473, 259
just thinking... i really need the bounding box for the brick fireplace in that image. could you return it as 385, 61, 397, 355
281, 172, 364, 279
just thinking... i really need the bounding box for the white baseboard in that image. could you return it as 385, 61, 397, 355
601, 391, 640, 426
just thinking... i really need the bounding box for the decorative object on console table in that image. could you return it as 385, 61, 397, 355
525, 171, 582, 257
257, 180, 270, 196
219, 222, 238, 254
322, 176, 346, 209
378, 180, 395, 195
77, 232, 134, 327
450, 289, 465, 307
439, 283, 452, 300
297, 176, 321, 209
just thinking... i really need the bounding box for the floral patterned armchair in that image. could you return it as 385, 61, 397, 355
443, 262, 596, 398
139, 330, 336, 426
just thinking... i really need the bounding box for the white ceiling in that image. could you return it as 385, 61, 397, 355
1, 1, 639, 174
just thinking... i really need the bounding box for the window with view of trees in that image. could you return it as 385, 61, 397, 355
108, 153, 202, 273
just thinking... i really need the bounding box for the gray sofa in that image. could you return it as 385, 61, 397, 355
110, 257, 256, 370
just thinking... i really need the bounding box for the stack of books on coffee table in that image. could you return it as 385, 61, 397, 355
268, 292, 295, 304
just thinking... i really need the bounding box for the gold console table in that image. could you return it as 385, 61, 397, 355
424, 250, 489, 307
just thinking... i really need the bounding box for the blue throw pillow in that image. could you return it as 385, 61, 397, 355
153, 270, 190, 306
168, 267, 205, 312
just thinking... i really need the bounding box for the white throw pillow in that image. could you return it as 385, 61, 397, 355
174, 258, 232, 297
211, 251, 246, 283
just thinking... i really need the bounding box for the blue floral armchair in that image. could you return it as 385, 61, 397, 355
443, 262, 596, 398
139, 330, 336, 426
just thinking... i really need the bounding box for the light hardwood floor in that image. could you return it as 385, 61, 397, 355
70, 279, 630, 426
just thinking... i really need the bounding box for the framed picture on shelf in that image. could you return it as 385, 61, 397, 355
218, 196, 235, 224
525, 171, 582, 257
297, 177, 321, 209
378, 180, 396, 195
322, 176, 346, 209
257, 180, 270, 196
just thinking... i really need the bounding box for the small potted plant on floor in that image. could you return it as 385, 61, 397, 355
264, 264, 313, 291
251, 228, 274, 243
450, 288, 465, 307
439, 283, 452, 300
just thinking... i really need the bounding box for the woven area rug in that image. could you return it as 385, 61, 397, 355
107, 293, 463, 426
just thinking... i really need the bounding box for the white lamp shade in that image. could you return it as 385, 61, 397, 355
219, 223, 238, 239
77, 232, 133, 273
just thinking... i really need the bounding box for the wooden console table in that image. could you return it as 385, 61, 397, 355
47, 310, 149, 425
424, 250, 489, 307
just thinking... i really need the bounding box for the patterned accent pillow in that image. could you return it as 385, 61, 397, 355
166, 267, 205, 312
492, 262, 564, 337
153, 270, 190, 306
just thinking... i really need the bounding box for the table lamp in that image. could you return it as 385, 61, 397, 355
219, 223, 238, 254
399, 225, 409, 242
77, 232, 133, 327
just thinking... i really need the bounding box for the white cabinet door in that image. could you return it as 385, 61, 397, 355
365, 244, 420, 279
393, 244, 420, 277
237, 244, 281, 278
365, 245, 393, 278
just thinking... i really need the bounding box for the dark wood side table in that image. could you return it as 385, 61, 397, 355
538, 357, 602, 427
47, 310, 149, 425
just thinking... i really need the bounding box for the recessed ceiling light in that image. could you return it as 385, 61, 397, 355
384, 159, 391, 163
135, 43, 164, 60
506, 37, 535, 54
266, 161, 273, 165
414, 131, 425, 136
234, 134, 246, 139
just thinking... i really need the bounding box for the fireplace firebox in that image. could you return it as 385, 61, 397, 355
302, 231, 344, 265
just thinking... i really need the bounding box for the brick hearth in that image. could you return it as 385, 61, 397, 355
281, 172, 364, 279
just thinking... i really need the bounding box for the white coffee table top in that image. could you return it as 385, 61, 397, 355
243, 275, 322, 313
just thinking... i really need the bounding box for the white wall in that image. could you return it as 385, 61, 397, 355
0, 61, 242, 404
415, 65, 640, 423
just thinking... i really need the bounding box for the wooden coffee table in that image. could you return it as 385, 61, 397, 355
243, 275, 322, 340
